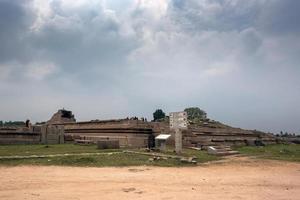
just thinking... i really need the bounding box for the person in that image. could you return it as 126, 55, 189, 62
25, 119, 30, 128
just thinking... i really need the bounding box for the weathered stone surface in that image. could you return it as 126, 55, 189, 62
97, 140, 120, 149
47, 109, 76, 124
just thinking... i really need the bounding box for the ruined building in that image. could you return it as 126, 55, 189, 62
0, 109, 277, 147
47, 109, 76, 124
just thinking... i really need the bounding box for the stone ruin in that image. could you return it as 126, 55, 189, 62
47, 109, 76, 124
0, 109, 278, 148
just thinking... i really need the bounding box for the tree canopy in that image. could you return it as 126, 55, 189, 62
184, 107, 207, 122
153, 109, 166, 121
0, 121, 25, 127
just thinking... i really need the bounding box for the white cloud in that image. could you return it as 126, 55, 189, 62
26, 62, 58, 80
0, 66, 13, 83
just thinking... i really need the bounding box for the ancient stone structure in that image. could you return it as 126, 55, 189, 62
47, 109, 76, 124
0, 127, 40, 145
41, 125, 64, 144
58, 119, 154, 148
0, 109, 277, 147
0, 124, 64, 145
149, 120, 277, 148
182, 123, 276, 148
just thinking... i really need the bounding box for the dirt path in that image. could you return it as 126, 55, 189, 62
0, 157, 299, 200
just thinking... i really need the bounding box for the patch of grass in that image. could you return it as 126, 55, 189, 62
0, 144, 219, 167
165, 148, 219, 163
235, 144, 300, 162
0, 153, 195, 167
0, 144, 120, 156
181, 148, 219, 163
135, 146, 219, 164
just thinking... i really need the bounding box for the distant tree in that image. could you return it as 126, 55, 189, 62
0, 121, 3, 127
153, 109, 166, 121
35, 121, 46, 125
184, 107, 207, 122
3, 121, 25, 127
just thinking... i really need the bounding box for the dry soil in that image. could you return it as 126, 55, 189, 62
0, 157, 299, 200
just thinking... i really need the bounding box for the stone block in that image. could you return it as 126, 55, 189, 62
97, 140, 120, 149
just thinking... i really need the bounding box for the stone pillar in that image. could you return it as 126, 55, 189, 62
160, 141, 166, 151
59, 125, 64, 144
175, 128, 182, 154
41, 125, 47, 144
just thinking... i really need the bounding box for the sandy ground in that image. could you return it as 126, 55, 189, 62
0, 157, 299, 200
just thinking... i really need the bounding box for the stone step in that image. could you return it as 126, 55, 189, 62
201, 145, 231, 150
207, 146, 239, 156
214, 151, 239, 156
211, 146, 231, 149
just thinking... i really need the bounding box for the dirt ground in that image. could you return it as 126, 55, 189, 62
0, 157, 299, 200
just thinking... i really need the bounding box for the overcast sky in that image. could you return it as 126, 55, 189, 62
0, 0, 299, 134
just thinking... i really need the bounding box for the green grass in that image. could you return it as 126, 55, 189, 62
0, 144, 120, 156
0, 144, 218, 167
0, 153, 185, 167
149, 147, 219, 163
235, 144, 300, 162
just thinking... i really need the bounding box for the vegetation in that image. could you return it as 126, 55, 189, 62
0, 144, 219, 167
153, 109, 166, 121
155, 146, 219, 163
235, 144, 300, 162
184, 107, 207, 122
0, 153, 177, 167
0, 144, 111, 156
276, 131, 299, 137
0, 121, 25, 127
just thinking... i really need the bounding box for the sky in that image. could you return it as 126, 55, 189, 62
0, 0, 299, 134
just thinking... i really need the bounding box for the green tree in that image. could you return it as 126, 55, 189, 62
153, 109, 166, 121
4, 121, 25, 127
184, 107, 207, 121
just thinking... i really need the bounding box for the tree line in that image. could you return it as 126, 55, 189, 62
0, 121, 26, 127
153, 107, 207, 122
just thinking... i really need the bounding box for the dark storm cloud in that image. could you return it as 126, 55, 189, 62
169, 0, 262, 32
258, 0, 300, 35
24, 3, 139, 81
0, 0, 34, 63
29, 2, 138, 72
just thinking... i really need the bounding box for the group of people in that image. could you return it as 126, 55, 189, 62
126, 117, 148, 122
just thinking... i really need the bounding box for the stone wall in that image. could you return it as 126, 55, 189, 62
61, 119, 277, 148
0, 125, 64, 145
0, 128, 41, 145
182, 125, 277, 148
150, 121, 277, 147
41, 125, 64, 144
58, 119, 154, 148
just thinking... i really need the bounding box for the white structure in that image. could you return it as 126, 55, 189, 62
207, 146, 217, 155
170, 111, 188, 154
155, 134, 171, 151
170, 112, 188, 130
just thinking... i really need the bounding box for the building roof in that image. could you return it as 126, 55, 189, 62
155, 134, 171, 140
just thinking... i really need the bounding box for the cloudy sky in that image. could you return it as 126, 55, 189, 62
0, 0, 299, 134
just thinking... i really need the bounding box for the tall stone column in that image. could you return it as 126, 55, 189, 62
41, 125, 47, 144
175, 128, 182, 154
